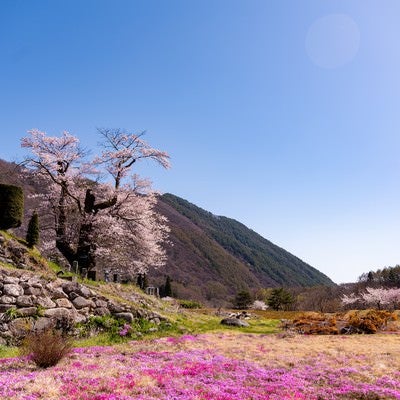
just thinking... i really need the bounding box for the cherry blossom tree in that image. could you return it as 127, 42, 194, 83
341, 287, 400, 310
21, 128, 170, 275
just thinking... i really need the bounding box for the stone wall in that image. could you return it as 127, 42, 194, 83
0, 267, 164, 345
0, 233, 166, 345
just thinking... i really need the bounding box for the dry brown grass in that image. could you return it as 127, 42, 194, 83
20, 329, 72, 368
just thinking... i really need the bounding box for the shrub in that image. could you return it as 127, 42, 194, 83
291, 312, 339, 335
342, 309, 397, 334
178, 299, 203, 309
0, 184, 24, 230
77, 315, 122, 337
20, 329, 72, 368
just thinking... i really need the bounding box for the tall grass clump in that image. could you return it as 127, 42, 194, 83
20, 329, 72, 368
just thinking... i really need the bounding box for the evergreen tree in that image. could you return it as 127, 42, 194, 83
26, 211, 40, 248
136, 273, 143, 289
267, 288, 294, 311
233, 290, 253, 309
163, 275, 172, 297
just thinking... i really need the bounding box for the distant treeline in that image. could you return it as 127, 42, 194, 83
359, 265, 400, 287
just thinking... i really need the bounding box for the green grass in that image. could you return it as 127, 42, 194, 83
72, 308, 282, 348
0, 345, 19, 359
0, 310, 282, 358
170, 309, 281, 335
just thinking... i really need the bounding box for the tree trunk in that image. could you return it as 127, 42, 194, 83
55, 186, 76, 267
76, 217, 96, 273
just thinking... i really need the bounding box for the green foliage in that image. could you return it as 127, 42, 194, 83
178, 299, 203, 309
0, 184, 24, 230
75, 315, 173, 342
20, 328, 72, 368
0, 345, 19, 359
267, 288, 295, 311
233, 290, 253, 309
26, 211, 40, 247
76, 315, 122, 337
4, 307, 20, 321
35, 305, 45, 318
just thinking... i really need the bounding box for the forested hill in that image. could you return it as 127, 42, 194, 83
150, 193, 334, 304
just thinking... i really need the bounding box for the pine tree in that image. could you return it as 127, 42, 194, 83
233, 290, 253, 309
137, 273, 143, 289
267, 288, 294, 311
164, 275, 172, 297
26, 211, 39, 248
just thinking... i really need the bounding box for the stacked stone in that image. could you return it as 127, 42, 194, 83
0, 269, 165, 345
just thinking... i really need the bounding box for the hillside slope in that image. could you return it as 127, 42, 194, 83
149, 194, 333, 305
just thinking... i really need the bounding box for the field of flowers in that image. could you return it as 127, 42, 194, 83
1, 331, 400, 399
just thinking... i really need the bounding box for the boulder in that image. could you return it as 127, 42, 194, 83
3, 284, 24, 297
220, 318, 250, 327
23, 286, 42, 296
0, 295, 16, 304
95, 299, 108, 308
94, 307, 110, 316
9, 318, 33, 336
36, 297, 56, 309
77, 285, 92, 298
33, 317, 53, 332
18, 307, 38, 317
27, 278, 43, 288
16, 295, 34, 307
114, 312, 134, 323
48, 286, 68, 299
44, 307, 73, 319
72, 296, 94, 309
0, 304, 14, 312
62, 282, 79, 294
4, 276, 20, 284
55, 298, 73, 308
107, 302, 125, 313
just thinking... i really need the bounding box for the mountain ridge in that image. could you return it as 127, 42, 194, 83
149, 193, 334, 305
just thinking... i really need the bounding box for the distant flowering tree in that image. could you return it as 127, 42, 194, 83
341, 287, 400, 310
21, 128, 170, 275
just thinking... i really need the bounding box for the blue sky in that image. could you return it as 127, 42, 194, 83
1, 0, 400, 283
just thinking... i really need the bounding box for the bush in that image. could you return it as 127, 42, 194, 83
342, 310, 397, 334
76, 315, 122, 337
178, 299, 203, 309
20, 329, 72, 368
291, 312, 338, 335
0, 184, 24, 230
